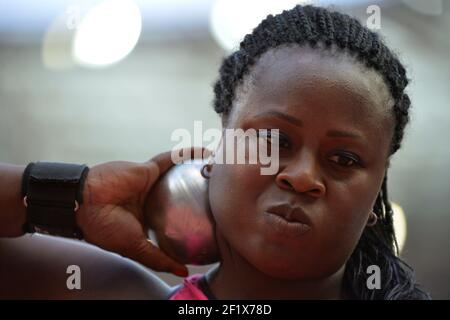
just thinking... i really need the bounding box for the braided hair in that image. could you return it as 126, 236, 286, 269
212, 4, 430, 299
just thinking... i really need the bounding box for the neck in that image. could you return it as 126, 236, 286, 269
205, 235, 348, 300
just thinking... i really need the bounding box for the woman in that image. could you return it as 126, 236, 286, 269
0, 4, 430, 299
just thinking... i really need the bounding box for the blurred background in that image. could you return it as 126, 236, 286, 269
0, 0, 449, 298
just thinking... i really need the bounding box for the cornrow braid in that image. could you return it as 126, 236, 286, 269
212, 4, 430, 299
213, 4, 410, 155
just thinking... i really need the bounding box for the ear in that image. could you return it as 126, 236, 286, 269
209, 133, 226, 166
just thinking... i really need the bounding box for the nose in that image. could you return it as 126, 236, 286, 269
275, 151, 326, 198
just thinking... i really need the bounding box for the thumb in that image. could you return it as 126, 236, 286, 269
123, 235, 189, 278
147, 146, 213, 176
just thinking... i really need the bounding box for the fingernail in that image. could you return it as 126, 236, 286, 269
173, 267, 189, 277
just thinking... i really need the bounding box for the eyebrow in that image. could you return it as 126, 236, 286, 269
254, 111, 303, 127
253, 110, 365, 141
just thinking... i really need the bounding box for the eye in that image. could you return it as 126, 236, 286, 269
257, 129, 291, 149
329, 152, 362, 167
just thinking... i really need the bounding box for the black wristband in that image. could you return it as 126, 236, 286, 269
21, 162, 89, 239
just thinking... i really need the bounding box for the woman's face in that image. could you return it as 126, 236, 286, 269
208, 45, 395, 280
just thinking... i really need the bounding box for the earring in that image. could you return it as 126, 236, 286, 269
366, 211, 378, 227
201, 163, 212, 179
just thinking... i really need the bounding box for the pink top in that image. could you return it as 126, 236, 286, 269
169, 273, 210, 300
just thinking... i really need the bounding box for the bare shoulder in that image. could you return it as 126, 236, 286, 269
0, 234, 172, 299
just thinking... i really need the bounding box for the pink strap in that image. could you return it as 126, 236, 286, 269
169, 273, 209, 300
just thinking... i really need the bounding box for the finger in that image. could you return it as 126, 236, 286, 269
148, 147, 213, 176
124, 236, 189, 277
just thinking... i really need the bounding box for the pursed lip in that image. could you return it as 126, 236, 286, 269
266, 203, 312, 226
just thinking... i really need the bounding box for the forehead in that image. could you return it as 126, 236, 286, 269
229, 45, 394, 137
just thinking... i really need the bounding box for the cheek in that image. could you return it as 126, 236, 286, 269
208, 163, 266, 220
207, 134, 275, 255
207, 162, 273, 255
317, 175, 381, 261
209, 134, 271, 210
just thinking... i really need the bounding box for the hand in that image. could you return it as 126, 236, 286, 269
76, 147, 210, 277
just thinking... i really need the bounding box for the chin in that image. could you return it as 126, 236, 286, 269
257, 263, 314, 280
246, 252, 312, 280
250, 252, 342, 281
